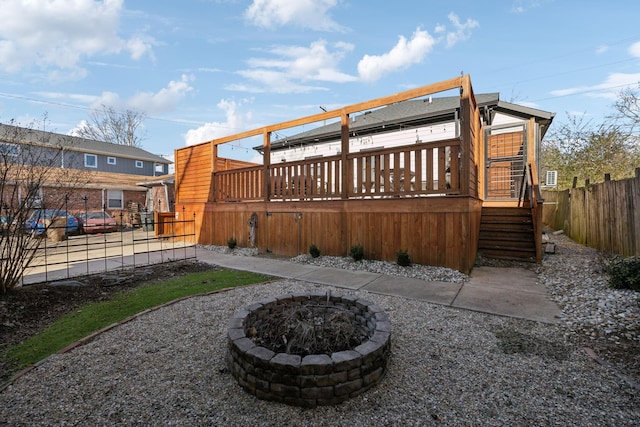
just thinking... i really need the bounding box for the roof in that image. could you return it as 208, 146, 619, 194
2, 164, 153, 191
0, 123, 172, 164
137, 174, 175, 186
254, 93, 555, 151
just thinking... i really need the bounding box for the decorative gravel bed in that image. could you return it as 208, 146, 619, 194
1, 236, 638, 425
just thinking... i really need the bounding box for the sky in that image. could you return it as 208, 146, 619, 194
1, 0, 639, 166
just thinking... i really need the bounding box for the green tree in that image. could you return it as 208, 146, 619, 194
541, 115, 640, 189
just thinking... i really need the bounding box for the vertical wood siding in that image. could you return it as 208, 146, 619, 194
542, 171, 640, 257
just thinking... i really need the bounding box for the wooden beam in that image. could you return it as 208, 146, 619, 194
199, 75, 466, 149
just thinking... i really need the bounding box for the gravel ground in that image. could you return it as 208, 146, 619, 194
1, 235, 639, 426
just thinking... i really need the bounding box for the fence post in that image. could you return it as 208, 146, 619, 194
604, 173, 611, 181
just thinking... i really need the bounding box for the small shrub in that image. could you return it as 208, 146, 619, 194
227, 237, 237, 249
604, 256, 640, 291
396, 250, 411, 267
350, 244, 364, 261
309, 244, 321, 258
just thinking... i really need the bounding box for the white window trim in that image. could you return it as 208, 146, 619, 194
107, 189, 124, 209
135, 160, 144, 168
84, 153, 98, 168
107, 156, 117, 165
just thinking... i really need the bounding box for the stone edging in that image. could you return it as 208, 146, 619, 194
227, 292, 391, 408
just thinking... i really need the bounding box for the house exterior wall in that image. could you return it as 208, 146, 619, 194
271, 121, 458, 163
37, 187, 146, 215
270, 121, 459, 190
62, 150, 168, 176
148, 185, 175, 212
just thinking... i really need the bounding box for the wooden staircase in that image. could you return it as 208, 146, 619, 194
478, 207, 536, 261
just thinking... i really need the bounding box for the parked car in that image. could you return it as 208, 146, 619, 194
77, 211, 119, 234
24, 209, 79, 236
0, 215, 13, 235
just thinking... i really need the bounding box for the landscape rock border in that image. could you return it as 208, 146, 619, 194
226, 292, 391, 408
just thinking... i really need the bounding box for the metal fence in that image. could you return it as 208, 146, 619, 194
22, 213, 197, 285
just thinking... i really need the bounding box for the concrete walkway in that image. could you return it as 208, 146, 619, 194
194, 251, 562, 324
22, 246, 562, 324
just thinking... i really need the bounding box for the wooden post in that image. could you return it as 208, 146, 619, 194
604, 173, 611, 181
211, 144, 218, 202
572, 176, 578, 188
263, 129, 271, 202
341, 111, 350, 199
458, 75, 472, 196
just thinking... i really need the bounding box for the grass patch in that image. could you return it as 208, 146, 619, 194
5, 269, 271, 373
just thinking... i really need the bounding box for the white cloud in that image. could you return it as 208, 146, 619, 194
244, 0, 344, 31
551, 72, 640, 99
184, 99, 254, 145
357, 28, 436, 82
37, 75, 194, 114
0, 0, 154, 75
511, 0, 541, 14
232, 40, 356, 93
443, 13, 479, 48
629, 41, 640, 58
596, 44, 609, 55
128, 75, 194, 114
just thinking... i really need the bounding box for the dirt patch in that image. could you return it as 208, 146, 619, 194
0, 261, 217, 380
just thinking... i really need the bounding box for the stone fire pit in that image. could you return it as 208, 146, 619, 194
226, 292, 391, 407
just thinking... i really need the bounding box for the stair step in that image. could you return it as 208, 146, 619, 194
479, 206, 537, 262
478, 246, 536, 258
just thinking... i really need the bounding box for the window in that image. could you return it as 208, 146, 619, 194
84, 153, 97, 168
135, 160, 143, 168
545, 170, 558, 187
107, 157, 117, 165
0, 143, 19, 157
107, 190, 123, 209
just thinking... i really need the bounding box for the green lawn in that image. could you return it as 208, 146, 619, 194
5, 268, 271, 375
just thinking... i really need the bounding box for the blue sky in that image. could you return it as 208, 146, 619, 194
1, 0, 639, 165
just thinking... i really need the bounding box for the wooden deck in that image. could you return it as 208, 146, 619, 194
170, 75, 530, 274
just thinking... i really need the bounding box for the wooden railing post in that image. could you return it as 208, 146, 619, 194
459, 75, 472, 196
211, 144, 218, 202
341, 111, 350, 199
263, 129, 271, 202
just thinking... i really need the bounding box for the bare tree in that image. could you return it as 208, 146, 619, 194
74, 105, 147, 147
0, 118, 89, 294
611, 83, 640, 134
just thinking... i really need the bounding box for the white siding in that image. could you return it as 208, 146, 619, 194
270, 121, 458, 163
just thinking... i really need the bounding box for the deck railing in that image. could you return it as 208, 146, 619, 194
211, 140, 464, 202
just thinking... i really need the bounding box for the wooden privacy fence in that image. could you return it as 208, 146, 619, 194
541, 169, 640, 257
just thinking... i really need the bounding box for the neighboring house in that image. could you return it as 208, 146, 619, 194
173, 75, 555, 273
0, 123, 174, 222
139, 175, 175, 213
0, 123, 171, 176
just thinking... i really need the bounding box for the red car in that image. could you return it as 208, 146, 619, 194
77, 211, 119, 234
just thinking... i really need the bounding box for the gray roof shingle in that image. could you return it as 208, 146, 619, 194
0, 123, 171, 164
